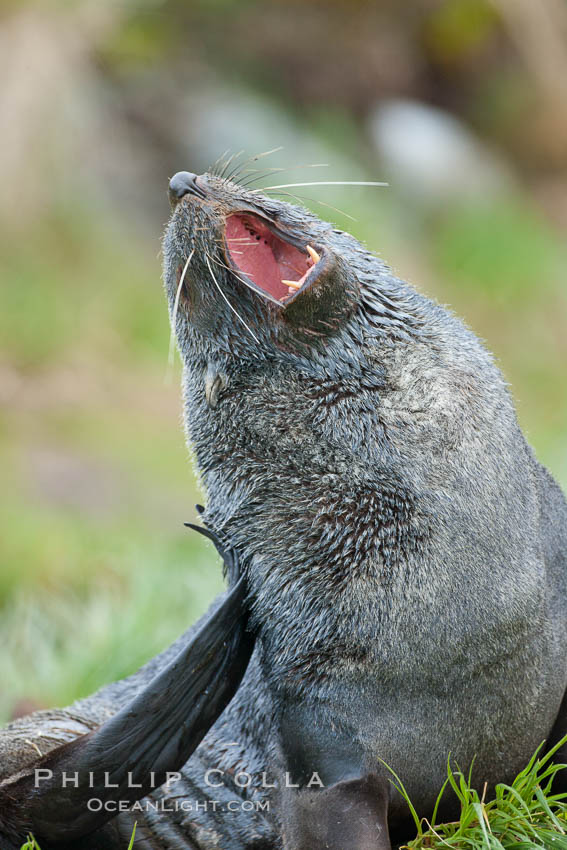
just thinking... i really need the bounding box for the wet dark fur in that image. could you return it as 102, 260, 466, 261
1, 173, 566, 849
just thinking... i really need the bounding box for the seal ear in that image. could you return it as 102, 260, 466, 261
282, 250, 359, 339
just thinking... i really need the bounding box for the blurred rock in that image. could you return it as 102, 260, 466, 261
369, 98, 513, 206
0, 6, 169, 234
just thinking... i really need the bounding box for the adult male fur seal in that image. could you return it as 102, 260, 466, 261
0, 167, 566, 850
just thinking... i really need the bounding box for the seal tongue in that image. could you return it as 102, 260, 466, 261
226, 213, 315, 301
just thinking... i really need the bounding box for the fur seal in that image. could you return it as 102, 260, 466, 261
0, 166, 566, 850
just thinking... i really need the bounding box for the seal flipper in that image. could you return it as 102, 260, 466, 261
281, 774, 391, 850
0, 526, 254, 847
279, 704, 392, 849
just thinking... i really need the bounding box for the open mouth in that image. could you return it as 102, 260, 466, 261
225, 213, 321, 304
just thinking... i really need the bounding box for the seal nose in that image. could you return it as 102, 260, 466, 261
168, 171, 206, 205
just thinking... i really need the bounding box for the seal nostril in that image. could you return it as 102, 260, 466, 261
168, 171, 206, 205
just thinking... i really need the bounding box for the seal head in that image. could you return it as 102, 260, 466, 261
162, 170, 425, 372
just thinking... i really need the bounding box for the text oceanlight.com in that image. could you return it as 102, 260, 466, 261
86, 798, 271, 814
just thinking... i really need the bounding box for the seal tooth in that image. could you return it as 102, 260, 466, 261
306, 244, 321, 264
282, 279, 301, 290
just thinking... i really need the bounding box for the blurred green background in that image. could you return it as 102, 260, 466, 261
0, 0, 566, 721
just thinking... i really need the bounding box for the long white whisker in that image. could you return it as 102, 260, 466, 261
310, 196, 358, 222
205, 255, 261, 345
211, 149, 230, 177
236, 168, 286, 190
247, 145, 284, 164
225, 146, 285, 184
263, 181, 388, 190
237, 163, 330, 190
225, 146, 284, 182
166, 249, 194, 381
219, 150, 244, 180
256, 145, 284, 156
260, 188, 357, 222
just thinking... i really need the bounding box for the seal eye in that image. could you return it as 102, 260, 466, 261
225, 213, 320, 303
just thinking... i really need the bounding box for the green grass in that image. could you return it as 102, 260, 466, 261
19, 823, 137, 849
0, 529, 223, 717
396, 737, 567, 849
19, 838, 41, 850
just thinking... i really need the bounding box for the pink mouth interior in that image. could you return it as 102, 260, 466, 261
225, 213, 315, 301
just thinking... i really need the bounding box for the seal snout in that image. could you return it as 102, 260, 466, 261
168, 171, 206, 205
